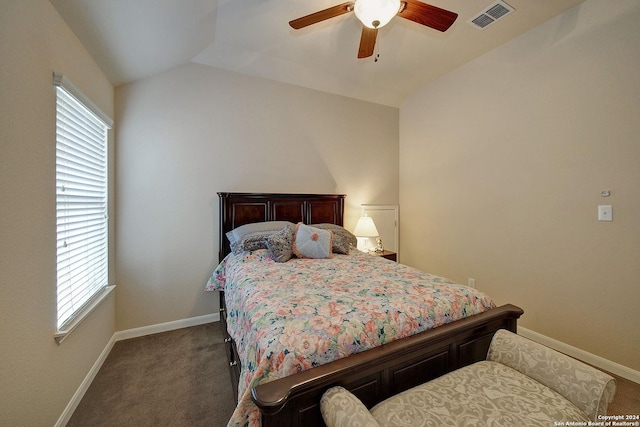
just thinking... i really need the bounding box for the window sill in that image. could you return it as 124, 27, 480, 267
55, 285, 116, 345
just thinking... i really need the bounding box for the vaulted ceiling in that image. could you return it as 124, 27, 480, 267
50, 0, 585, 107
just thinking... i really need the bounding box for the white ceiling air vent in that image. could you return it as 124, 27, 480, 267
468, 1, 515, 30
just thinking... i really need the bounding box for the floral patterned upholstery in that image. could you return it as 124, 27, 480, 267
320, 330, 616, 427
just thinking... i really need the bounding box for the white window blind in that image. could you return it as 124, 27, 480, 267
54, 73, 112, 331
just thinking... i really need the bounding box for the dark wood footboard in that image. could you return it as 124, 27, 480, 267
251, 304, 523, 427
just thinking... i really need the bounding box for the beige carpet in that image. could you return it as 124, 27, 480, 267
69, 322, 639, 426
607, 372, 640, 416
67, 322, 235, 427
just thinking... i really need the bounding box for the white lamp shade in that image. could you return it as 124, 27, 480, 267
354, 0, 401, 29
354, 215, 379, 237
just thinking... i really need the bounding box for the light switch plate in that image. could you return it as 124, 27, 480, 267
598, 205, 612, 221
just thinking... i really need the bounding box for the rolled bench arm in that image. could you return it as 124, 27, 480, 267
320, 386, 380, 427
487, 329, 616, 422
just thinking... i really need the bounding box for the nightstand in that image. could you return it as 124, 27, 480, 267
371, 250, 397, 262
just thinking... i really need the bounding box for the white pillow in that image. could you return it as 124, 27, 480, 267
293, 223, 333, 259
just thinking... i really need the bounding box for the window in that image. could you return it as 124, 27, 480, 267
54, 73, 113, 338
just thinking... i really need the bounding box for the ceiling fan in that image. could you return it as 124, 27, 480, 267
289, 0, 458, 59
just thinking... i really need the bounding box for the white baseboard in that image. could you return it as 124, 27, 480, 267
56, 318, 637, 426
114, 313, 219, 341
56, 313, 220, 427
54, 334, 117, 427
518, 327, 640, 384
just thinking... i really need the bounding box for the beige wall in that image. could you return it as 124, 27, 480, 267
4, 1, 636, 424
114, 63, 399, 330
0, 1, 116, 426
400, 0, 640, 371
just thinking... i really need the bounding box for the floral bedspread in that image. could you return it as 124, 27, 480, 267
205, 249, 496, 427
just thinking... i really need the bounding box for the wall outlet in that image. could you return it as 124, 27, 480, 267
598, 205, 613, 221
468, 278, 476, 288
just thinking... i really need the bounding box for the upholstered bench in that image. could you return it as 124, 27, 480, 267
321, 329, 616, 427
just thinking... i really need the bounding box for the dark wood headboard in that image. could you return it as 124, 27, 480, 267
218, 192, 345, 262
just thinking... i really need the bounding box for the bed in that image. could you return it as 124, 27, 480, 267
207, 192, 523, 427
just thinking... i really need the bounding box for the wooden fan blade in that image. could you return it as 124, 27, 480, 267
357, 26, 378, 59
397, 0, 458, 32
289, 2, 355, 29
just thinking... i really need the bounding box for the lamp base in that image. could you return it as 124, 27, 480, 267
356, 236, 376, 252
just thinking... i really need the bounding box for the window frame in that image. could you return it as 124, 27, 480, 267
53, 72, 114, 343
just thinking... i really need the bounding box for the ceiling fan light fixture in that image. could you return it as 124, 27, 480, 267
354, 0, 401, 29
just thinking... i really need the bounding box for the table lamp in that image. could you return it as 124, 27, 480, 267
354, 214, 379, 252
